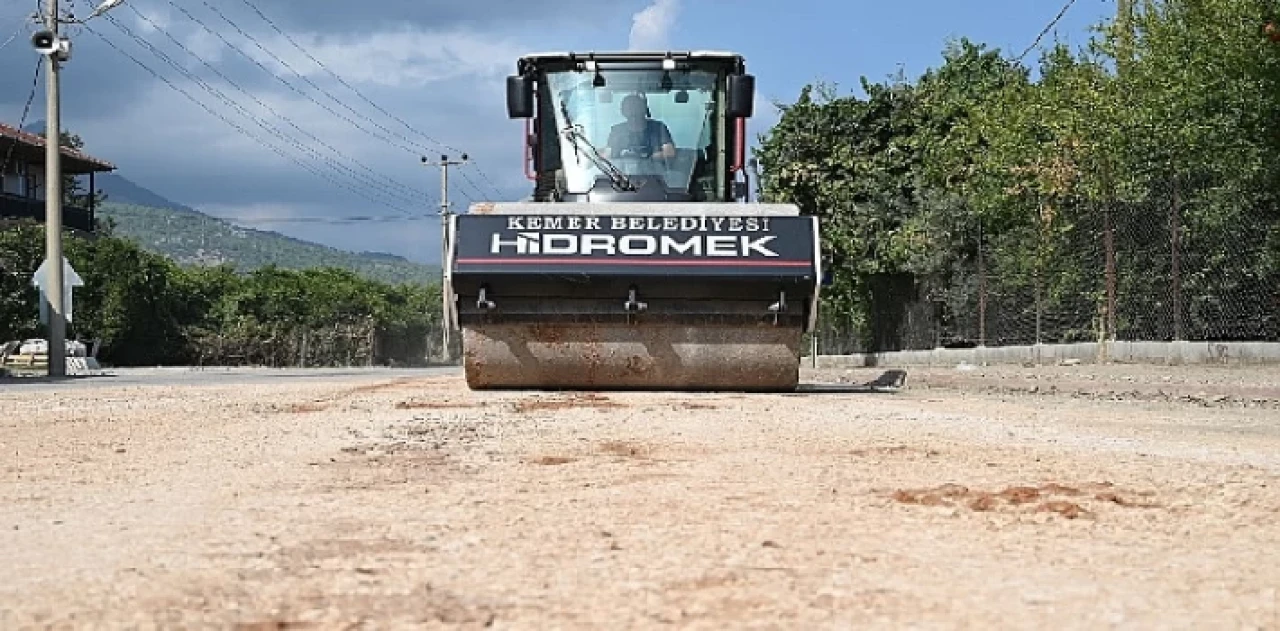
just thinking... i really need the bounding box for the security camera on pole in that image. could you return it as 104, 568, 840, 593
421, 153, 468, 364
30, 0, 124, 377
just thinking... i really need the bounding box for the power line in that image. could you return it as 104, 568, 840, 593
191, 0, 488, 204
1017, 0, 1079, 62
220, 214, 433, 224
230, 0, 506, 201
81, 21, 424, 218
184, 0, 478, 197
0, 56, 41, 180
152, 0, 443, 208
0, 15, 28, 51
237, 0, 461, 154
119, 3, 430, 209
97, 12, 424, 216
466, 159, 508, 201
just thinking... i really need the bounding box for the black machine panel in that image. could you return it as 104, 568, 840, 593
450, 214, 819, 279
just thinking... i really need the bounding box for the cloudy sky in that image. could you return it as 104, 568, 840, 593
0, 0, 1113, 265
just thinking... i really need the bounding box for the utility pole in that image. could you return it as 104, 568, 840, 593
42, 0, 65, 378
30, 0, 124, 377
422, 153, 468, 364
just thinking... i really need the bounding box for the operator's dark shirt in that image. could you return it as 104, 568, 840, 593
606, 119, 674, 157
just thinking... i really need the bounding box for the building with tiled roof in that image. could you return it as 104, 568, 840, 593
1, 121, 116, 233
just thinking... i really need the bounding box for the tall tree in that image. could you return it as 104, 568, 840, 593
59, 131, 107, 210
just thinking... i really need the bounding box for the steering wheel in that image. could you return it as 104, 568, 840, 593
617, 146, 653, 159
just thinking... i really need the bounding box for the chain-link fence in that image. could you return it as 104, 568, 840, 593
190, 320, 461, 368
813, 183, 1280, 354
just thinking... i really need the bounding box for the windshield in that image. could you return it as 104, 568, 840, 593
543, 67, 721, 197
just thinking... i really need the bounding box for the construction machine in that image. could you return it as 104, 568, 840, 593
442, 51, 822, 391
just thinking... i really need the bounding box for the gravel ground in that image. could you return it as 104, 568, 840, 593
2, 365, 1278, 629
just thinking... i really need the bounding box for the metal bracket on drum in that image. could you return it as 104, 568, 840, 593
624, 285, 647, 323
476, 285, 496, 311
767, 290, 787, 325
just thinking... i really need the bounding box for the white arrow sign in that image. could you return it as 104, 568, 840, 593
31, 256, 84, 324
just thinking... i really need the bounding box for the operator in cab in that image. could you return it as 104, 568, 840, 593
600, 93, 676, 162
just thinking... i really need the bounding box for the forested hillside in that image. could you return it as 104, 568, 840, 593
758, 0, 1280, 352
98, 202, 441, 286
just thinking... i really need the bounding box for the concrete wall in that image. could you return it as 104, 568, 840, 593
810, 341, 1280, 368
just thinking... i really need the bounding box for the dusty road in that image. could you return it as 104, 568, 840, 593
2, 364, 1279, 629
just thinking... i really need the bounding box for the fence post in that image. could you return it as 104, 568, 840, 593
1104, 205, 1117, 341
977, 217, 987, 347
1170, 177, 1184, 340
1035, 199, 1046, 349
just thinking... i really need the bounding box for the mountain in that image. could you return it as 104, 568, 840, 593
23, 121, 441, 285
97, 202, 442, 286
93, 173, 198, 214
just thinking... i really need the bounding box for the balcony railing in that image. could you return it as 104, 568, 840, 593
0, 192, 94, 232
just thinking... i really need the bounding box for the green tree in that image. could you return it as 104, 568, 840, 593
0, 222, 48, 343
756, 40, 1026, 350
59, 131, 107, 210
65, 234, 190, 365
758, 1, 1280, 348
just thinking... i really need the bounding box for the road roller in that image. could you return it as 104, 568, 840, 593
443, 50, 822, 391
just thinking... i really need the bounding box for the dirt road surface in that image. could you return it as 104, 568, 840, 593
3, 364, 1279, 629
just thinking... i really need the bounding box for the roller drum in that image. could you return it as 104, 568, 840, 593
462, 322, 802, 391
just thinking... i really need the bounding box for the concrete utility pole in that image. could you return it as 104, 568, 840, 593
43, 0, 65, 377
422, 153, 468, 363
31, 0, 124, 377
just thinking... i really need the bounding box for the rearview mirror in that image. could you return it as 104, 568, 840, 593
506, 74, 534, 118
727, 74, 755, 118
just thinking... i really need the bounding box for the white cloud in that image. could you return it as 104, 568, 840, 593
628, 0, 680, 50
131, 6, 170, 34
121, 4, 228, 73
182, 28, 227, 65
198, 201, 315, 223
246, 27, 528, 88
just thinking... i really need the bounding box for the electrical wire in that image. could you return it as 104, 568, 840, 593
151, 0, 446, 207
220, 214, 432, 224
97, 11, 425, 216
0, 18, 26, 51
230, 0, 506, 201
81, 0, 503, 213
237, 0, 461, 155
1017, 0, 1079, 62
119, 3, 431, 210
81, 21, 424, 219
0, 56, 42, 181
181, 0, 490, 204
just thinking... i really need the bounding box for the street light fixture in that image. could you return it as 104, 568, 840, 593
32, 0, 125, 378
84, 0, 125, 21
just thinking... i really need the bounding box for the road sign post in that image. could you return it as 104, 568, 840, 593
31, 256, 83, 365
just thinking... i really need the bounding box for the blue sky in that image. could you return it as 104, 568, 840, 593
674, 0, 1115, 110
0, 0, 1118, 265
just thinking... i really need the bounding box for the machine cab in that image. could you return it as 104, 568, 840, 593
505, 51, 756, 203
